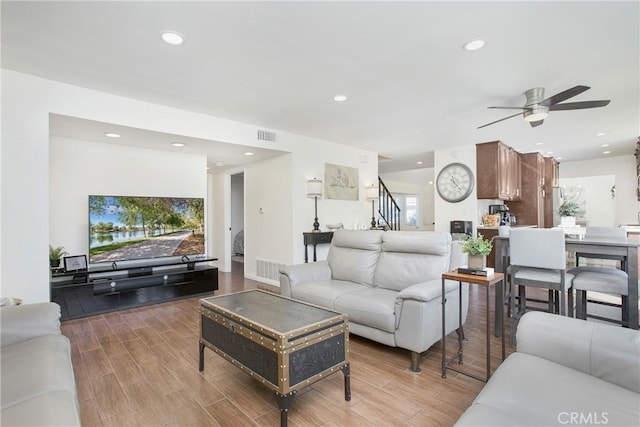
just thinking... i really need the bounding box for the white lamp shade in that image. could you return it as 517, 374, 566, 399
307, 179, 323, 197
366, 186, 378, 201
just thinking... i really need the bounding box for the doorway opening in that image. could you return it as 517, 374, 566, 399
230, 172, 244, 272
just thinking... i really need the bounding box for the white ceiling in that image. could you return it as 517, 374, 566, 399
49, 114, 288, 171
2, 1, 639, 172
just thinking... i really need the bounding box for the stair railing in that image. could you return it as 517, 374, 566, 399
377, 177, 401, 230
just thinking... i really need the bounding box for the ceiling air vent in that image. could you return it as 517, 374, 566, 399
257, 129, 277, 142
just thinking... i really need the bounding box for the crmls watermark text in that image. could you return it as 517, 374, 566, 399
558, 412, 609, 425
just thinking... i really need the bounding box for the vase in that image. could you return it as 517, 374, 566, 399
468, 254, 487, 270
560, 216, 576, 227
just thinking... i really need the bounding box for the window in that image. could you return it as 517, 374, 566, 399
392, 193, 421, 227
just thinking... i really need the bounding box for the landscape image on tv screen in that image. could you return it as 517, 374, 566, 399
89, 195, 205, 264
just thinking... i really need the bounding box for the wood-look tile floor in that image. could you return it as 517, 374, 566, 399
62, 263, 515, 426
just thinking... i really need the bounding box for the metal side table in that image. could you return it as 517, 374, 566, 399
441, 270, 505, 382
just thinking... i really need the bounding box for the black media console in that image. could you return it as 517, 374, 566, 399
50, 258, 218, 320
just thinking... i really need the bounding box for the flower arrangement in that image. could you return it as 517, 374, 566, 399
461, 233, 493, 256
557, 200, 582, 217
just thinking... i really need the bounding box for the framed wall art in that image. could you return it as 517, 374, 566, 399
324, 163, 359, 201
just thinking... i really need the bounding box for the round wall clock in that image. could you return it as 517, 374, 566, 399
436, 162, 475, 203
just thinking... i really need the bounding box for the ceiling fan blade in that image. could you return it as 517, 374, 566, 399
539, 85, 590, 107
549, 100, 611, 111
529, 119, 544, 128
477, 112, 523, 129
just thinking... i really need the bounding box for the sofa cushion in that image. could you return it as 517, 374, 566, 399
457, 352, 639, 426
334, 288, 398, 333
454, 403, 529, 426
327, 230, 383, 285
1, 335, 76, 409
374, 232, 451, 291
1, 303, 61, 348
291, 279, 371, 309
0, 390, 80, 427
381, 231, 451, 255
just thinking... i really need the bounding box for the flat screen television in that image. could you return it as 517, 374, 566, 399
89, 195, 205, 264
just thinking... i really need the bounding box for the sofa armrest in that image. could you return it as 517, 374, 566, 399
279, 261, 332, 297
0, 302, 62, 347
396, 279, 458, 303
517, 311, 640, 393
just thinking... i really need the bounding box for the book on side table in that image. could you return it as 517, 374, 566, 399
457, 267, 495, 277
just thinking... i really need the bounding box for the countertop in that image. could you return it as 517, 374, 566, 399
477, 225, 537, 229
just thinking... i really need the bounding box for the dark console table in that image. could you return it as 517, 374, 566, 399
51, 258, 218, 320
303, 232, 333, 262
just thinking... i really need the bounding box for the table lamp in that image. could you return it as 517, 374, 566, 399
366, 185, 379, 229
307, 178, 323, 232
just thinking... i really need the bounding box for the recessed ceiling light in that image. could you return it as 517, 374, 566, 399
596, 132, 606, 136
603, 150, 611, 154
535, 142, 544, 146
215, 162, 224, 167
463, 39, 486, 51
334, 95, 347, 102
104, 132, 120, 138
244, 152, 254, 156
161, 31, 184, 45
171, 142, 185, 147
428, 181, 433, 185
416, 161, 423, 165
600, 143, 610, 147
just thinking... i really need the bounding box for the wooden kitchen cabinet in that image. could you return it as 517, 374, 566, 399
508, 152, 545, 227
476, 141, 520, 201
544, 156, 559, 187
543, 157, 559, 227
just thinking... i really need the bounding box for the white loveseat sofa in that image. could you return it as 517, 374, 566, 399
280, 229, 468, 372
456, 311, 640, 426
1, 302, 80, 426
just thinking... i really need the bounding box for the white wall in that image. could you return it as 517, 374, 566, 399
560, 155, 639, 226
433, 145, 478, 234
290, 151, 378, 264
1, 69, 377, 301
558, 175, 616, 227
50, 137, 207, 259
244, 155, 292, 282
208, 172, 228, 272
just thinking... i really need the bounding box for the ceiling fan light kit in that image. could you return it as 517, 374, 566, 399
478, 85, 610, 129
523, 107, 549, 122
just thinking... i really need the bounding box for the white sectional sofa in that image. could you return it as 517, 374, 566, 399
280, 229, 468, 372
1, 302, 80, 426
456, 311, 640, 426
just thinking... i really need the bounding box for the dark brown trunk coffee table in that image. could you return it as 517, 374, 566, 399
199, 290, 351, 427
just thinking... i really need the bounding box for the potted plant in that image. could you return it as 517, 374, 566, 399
557, 201, 582, 226
49, 245, 68, 268
462, 233, 493, 270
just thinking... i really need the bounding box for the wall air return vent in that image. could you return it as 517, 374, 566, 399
257, 129, 277, 142
256, 259, 286, 281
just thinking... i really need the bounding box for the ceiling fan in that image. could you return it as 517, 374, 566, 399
478, 85, 610, 129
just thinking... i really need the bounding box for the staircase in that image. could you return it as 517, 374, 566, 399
376, 177, 401, 231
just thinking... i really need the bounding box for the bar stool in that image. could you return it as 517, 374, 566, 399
571, 268, 632, 325
508, 228, 574, 344
569, 227, 631, 326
